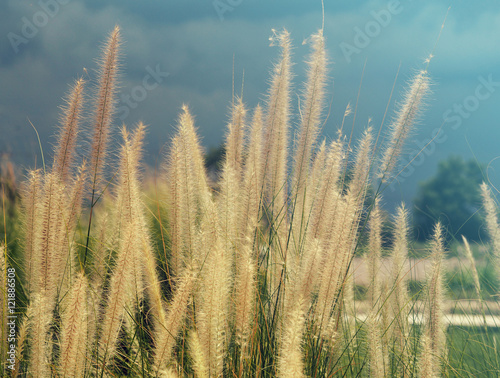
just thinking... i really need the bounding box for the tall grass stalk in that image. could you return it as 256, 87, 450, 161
424, 222, 447, 376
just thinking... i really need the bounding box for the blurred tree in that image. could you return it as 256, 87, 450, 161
413, 155, 485, 242
204, 144, 225, 171
204, 144, 225, 190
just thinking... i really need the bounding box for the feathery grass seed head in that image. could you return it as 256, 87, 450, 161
89, 25, 121, 194
379, 70, 430, 180
53, 78, 85, 182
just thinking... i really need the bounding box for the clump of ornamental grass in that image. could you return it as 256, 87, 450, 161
7, 21, 499, 378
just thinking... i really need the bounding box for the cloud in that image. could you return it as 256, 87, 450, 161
1, 0, 499, 208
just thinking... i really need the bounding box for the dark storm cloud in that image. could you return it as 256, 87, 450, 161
79, 0, 366, 24
1, 0, 500, 209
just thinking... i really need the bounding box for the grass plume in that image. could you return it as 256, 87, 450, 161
5, 23, 499, 378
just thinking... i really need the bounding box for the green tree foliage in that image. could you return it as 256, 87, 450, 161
413, 155, 484, 242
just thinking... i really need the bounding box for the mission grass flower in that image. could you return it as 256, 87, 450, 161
12, 21, 495, 378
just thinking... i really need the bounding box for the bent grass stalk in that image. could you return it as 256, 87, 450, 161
84, 25, 121, 267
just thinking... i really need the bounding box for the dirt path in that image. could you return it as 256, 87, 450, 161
351, 257, 469, 286
350, 257, 500, 325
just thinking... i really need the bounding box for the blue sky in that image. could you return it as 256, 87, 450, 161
1, 0, 499, 210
